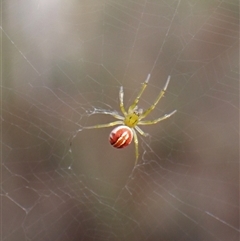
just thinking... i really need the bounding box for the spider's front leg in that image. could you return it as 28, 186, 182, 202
119, 86, 127, 116
140, 76, 171, 120
128, 74, 151, 113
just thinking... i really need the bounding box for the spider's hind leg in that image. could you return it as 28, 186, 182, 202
135, 126, 149, 137
84, 120, 123, 130
132, 129, 140, 165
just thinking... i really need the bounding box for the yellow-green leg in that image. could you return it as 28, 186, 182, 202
84, 120, 123, 129
138, 110, 176, 125
128, 74, 151, 113
140, 76, 171, 120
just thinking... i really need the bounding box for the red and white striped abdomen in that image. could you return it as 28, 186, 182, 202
109, 126, 133, 148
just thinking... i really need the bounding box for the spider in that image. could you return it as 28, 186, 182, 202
84, 74, 176, 166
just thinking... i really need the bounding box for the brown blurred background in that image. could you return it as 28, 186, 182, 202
2, 1, 239, 241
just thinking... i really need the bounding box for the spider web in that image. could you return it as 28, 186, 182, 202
1, 0, 239, 241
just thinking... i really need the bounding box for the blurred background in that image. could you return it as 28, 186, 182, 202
2, 0, 239, 241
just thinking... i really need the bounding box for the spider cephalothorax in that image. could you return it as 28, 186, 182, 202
84, 74, 176, 165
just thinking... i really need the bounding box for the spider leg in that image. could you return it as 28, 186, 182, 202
108, 113, 125, 120
135, 126, 149, 137
139, 76, 171, 120
119, 86, 127, 116
91, 111, 124, 120
128, 74, 151, 113
138, 110, 177, 125
84, 120, 123, 129
132, 128, 139, 165
70, 120, 123, 148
